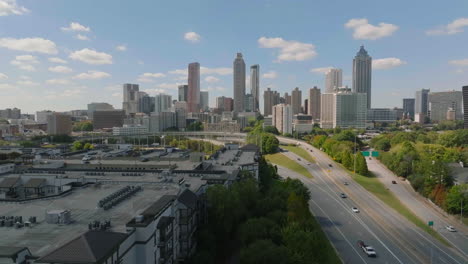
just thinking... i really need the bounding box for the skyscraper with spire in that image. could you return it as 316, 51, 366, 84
352, 45, 372, 108
250, 64, 260, 112
233, 53, 246, 112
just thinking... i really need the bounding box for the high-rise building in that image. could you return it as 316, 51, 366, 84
463, 86, 468, 129
138, 94, 155, 114
233, 53, 246, 112
352, 46, 372, 108
244, 94, 254, 112
154, 94, 173, 113
263, 88, 280, 116
304, 99, 308, 115
0, 108, 21, 119
216, 96, 234, 112
93, 110, 125, 130
47, 113, 72, 135
402, 98, 415, 120
87, 103, 114, 119
200, 91, 209, 111
187, 62, 200, 113
272, 104, 293, 134
122, 84, 139, 115
415, 89, 430, 116
178, 84, 188, 102
291, 87, 302, 114
428, 91, 463, 122
284, 92, 291, 105
325, 68, 343, 93
320, 88, 367, 129
308, 86, 321, 121
36, 110, 52, 123
174, 101, 187, 130
250, 65, 260, 112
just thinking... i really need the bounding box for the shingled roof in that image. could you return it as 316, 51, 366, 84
36, 231, 127, 264
23, 178, 46, 188
0, 177, 20, 188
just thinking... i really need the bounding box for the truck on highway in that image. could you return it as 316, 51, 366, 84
357, 240, 376, 257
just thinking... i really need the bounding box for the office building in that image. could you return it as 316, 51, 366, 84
304, 99, 308, 115
200, 91, 209, 111
402, 98, 415, 120
284, 92, 291, 105
321, 88, 367, 129
146, 111, 176, 132
263, 88, 280, 116
122, 84, 139, 116
463, 86, 468, 129
154, 94, 172, 114
367, 108, 398, 123
352, 46, 372, 108
47, 113, 72, 135
291, 87, 302, 114
36, 110, 52, 123
178, 84, 188, 102
0, 108, 21, 119
174, 101, 187, 130
325, 68, 343, 93
428, 90, 463, 122
308, 86, 321, 121
93, 110, 125, 130
113, 125, 148, 136
216, 96, 234, 112
233, 53, 246, 112
244, 94, 254, 112
415, 89, 430, 116
250, 64, 260, 112
272, 104, 293, 134
87, 103, 114, 119
187, 62, 200, 113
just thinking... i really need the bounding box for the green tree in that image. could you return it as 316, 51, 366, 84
240, 240, 290, 264
263, 126, 279, 135
341, 150, 353, 170
355, 152, 369, 176
239, 217, 281, 246
72, 141, 83, 151
445, 184, 468, 214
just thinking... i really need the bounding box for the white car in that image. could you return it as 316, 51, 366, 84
352, 207, 360, 213
445, 225, 456, 232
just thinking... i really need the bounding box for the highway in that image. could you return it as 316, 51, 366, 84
276, 136, 467, 264
367, 158, 468, 256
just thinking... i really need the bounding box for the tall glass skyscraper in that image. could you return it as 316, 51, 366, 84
352, 46, 372, 109
250, 64, 260, 112
187, 62, 200, 113
233, 53, 246, 113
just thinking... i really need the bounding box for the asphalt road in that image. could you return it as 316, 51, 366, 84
367, 157, 468, 257
276, 136, 467, 264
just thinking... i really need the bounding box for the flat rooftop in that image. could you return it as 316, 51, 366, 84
209, 149, 256, 172
0, 175, 205, 256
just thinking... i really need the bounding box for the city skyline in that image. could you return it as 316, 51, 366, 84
0, 0, 467, 113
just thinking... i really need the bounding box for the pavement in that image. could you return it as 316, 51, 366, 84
367, 157, 468, 256
275, 136, 467, 264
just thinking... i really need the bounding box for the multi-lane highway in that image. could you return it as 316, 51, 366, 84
275, 136, 467, 264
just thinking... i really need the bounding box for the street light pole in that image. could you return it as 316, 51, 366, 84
354, 134, 357, 174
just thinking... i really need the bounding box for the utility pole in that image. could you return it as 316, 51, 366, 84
354, 133, 357, 174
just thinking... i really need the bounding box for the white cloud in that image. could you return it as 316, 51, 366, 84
116, 45, 127, 51
449, 58, 468, 66
0, 0, 29, 16
0, 37, 58, 54
0, 83, 19, 91
48, 65, 73, 73
48, 57, 67, 64
426, 18, 468, 35
184, 32, 201, 43
262, 71, 277, 79
143, 88, 166, 95
46, 78, 72, 85
373, 58, 407, 70
75, 34, 90, 41
137, 60, 144, 65
112, 92, 121, 97
200, 67, 231, 75
69, 48, 112, 65
61, 22, 90, 32
169, 69, 187, 75
105, 84, 121, 91
345, 18, 398, 40
17, 80, 39, 86
137, 72, 166, 83
258, 37, 317, 62
0, 73, 8, 80
73, 70, 111, 80
156, 83, 183, 90
310, 67, 333, 74
10, 55, 39, 71
204, 76, 220, 83
205, 86, 226, 92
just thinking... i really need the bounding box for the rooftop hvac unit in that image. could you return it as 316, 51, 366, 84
135, 215, 144, 223
45, 210, 71, 224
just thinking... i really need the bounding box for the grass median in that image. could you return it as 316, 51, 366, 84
351, 172, 450, 247
282, 145, 315, 163
265, 152, 313, 178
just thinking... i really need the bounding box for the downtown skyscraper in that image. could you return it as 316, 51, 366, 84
325, 68, 343, 93
352, 46, 372, 109
250, 64, 260, 112
233, 53, 246, 113
122, 83, 139, 115
187, 62, 200, 113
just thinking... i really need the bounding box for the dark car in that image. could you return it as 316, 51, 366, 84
340, 193, 347, 198
328, 164, 333, 168
392, 180, 397, 184
140, 158, 149, 162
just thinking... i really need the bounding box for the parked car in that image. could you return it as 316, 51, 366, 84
297, 158, 301, 161
445, 226, 456, 232
392, 180, 397, 184
344, 182, 349, 185
340, 193, 347, 198
357, 240, 376, 257
328, 164, 333, 168
352, 207, 360, 213
140, 158, 149, 162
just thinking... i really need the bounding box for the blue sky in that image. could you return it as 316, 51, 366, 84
0, 0, 467, 114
